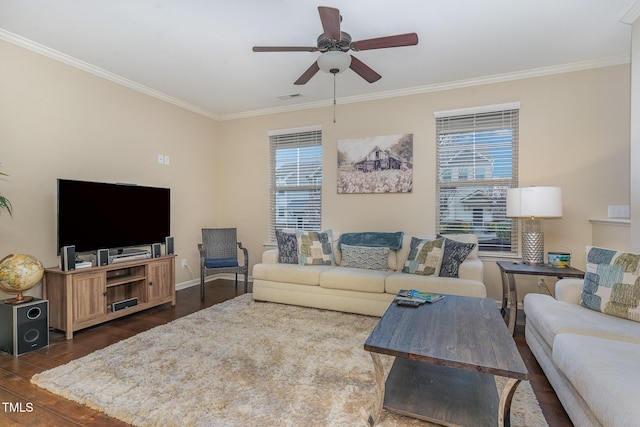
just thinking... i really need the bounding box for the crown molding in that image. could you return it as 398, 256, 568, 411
0, 29, 221, 120
1, 29, 630, 122
620, 0, 640, 24
220, 55, 630, 121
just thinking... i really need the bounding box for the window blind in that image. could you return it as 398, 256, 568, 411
435, 108, 519, 254
269, 128, 323, 243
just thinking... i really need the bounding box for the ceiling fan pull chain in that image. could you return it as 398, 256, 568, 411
333, 72, 337, 123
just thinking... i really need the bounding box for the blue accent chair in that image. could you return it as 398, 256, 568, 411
198, 228, 248, 300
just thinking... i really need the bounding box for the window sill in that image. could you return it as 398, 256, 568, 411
479, 253, 519, 262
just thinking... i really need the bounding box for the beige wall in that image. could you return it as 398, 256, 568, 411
0, 40, 220, 299
632, 19, 640, 251
0, 39, 631, 304
218, 65, 630, 302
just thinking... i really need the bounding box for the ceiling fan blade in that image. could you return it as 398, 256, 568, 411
294, 61, 320, 85
351, 33, 419, 51
318, 6, 341, 41
349, 55, 381, 83
253, 46, 318, 52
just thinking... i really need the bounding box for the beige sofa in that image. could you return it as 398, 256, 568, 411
524, 279, 640, 427
253, 233, 486, 317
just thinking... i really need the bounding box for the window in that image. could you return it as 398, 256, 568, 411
269, 126, 322, 243
435, 103, 519, 254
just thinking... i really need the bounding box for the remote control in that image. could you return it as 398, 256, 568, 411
397, 299, 420, 307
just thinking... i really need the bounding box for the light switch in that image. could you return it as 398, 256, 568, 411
164, 155, 170, 165
608, 205, 630, 218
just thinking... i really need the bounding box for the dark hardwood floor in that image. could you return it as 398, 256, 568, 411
0, 281, 573, 426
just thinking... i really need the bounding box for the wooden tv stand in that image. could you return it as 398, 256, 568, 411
43, 255, 176, 339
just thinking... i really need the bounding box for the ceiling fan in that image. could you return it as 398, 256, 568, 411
253, 6, 419, 85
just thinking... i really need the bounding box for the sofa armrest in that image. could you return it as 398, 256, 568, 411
555, 278, 584, 304
262, 249, 279, 264
458, 258, 484, 283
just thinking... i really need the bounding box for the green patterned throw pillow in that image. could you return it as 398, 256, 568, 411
340, 244, 389, 270
296, 230, 334, 265
402, 237, 444, 276
581, 246, 640, 322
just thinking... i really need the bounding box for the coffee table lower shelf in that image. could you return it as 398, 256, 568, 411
384, 358, 506, 427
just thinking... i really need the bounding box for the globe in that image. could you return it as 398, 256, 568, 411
0, 254, 44, 304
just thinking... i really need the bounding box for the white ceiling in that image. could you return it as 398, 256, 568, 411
0, 0, 635, 120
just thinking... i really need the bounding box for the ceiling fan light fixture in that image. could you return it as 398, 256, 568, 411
317, 50, 351, 74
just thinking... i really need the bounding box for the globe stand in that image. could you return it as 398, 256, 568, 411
4, 291, 34, 305
0, 254, 45, 306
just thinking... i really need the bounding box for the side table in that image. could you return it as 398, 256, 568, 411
496, 261, 585, 335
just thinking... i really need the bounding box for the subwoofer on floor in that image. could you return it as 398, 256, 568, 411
0, 299, 49, 356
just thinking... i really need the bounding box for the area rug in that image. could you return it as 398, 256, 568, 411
32, 295, 547, 426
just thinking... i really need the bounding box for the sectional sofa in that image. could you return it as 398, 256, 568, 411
253, 231, 486, 317
524, 246, 640, 427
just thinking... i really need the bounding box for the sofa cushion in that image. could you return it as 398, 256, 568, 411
438, 237, 476, 278
252, 263, 333, 286
296, 230, 334, 266
275, 229, 298, 264
524, 294, 640, 351
340, 244, 390, 271
319, 267, 389, 293
553, 333, 640, 427
457, 258, 484, 283
402, 237, 444, 275
205, 258, 238, 268
581, 246, 640, 322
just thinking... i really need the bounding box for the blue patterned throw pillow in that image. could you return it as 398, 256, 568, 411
340, 244, 389, 270
439, 238, 476, 278
581, 246, 640, 322
275, 229, 298, 264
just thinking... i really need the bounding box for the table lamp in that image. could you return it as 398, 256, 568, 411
506, 186, 563, 265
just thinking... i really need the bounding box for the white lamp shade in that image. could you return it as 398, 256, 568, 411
317, 51, 351, 74
506, 186, 563, 218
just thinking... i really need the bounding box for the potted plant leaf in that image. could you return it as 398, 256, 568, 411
0, 166, 12, 216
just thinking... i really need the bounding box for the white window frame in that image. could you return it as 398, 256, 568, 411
434, 102, 520, 255
268, 125, 323, 243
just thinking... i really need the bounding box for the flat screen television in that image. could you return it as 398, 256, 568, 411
57, 179, 170, 254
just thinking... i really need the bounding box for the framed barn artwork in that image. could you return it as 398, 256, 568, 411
337, 133, 413, 194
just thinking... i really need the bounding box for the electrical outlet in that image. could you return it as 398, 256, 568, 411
157, 154, 164, 164
181, 259, 187, 268
537, 277, 546, 287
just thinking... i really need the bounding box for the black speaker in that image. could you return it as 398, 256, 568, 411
97, 248, 109, 266
151, 243, 161, 258
165, 236, 174, 255
61, 245, 75, 271
0, 299, 49, 356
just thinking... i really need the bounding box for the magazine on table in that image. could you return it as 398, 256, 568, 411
397, 289, 445, 303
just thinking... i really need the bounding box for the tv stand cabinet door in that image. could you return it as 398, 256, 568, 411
72, 271, 107, 324
147, 259, 174, 304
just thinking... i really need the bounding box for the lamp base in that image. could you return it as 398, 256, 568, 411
521, 219, 545, 265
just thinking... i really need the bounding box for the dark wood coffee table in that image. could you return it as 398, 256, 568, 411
364, 295, 528, 426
